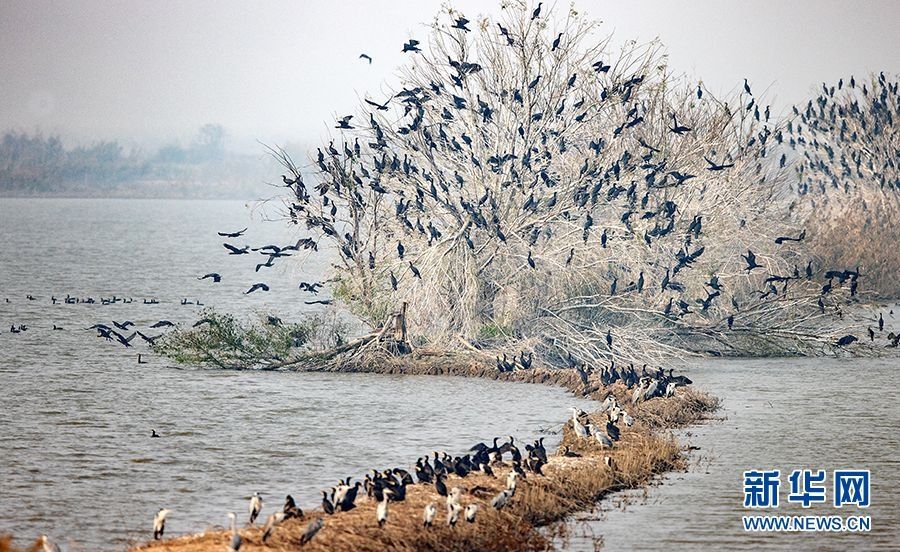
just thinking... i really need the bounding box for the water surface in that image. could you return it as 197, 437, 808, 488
0, 198, 592, 550
564, 355, 899, 551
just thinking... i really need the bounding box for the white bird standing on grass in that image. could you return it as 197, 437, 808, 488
464, 504, 478, 523
491, 489, 513, 510
571, 407, 589, 438
632, 380, 646, 404
506, 471, 519, 492
300, 518, 324, 545
600, 395, 616, 412
446, 487, 463, 526
447, 502, 462, 526
423, 503, 437, 527
262, 511, 286, 543
153, 508, 171, 540
226, 512, 242, 552
249, 492, 263, 524
376, 492, 390, 527
588, 424, 613, 448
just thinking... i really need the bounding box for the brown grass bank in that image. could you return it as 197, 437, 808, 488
122, 356, 718, 552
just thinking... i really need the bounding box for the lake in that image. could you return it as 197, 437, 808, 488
0, 198, 593, 550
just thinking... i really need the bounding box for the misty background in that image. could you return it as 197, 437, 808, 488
1, 0, 898, 197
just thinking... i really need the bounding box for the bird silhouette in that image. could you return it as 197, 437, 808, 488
742, 250, 763, 272
705, 156, 735, 171
774, 230, 806, 244
409, 262, 422, 279
223, 243, 249, 255
402, 39, 421, 53
365, 98, 390, 111
218, 228, 247, 238
836, 335, 857, 346
452, 17, 470, 31
552, 32, 563, 50
670, 114, 691, 134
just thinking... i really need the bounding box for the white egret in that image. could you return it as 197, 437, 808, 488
423, 502, 437, 527
153, 508, 171, 540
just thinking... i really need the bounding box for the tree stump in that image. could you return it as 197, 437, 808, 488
381, 302, 412, 355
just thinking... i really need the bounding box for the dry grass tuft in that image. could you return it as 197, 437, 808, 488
0, 535, 37, 552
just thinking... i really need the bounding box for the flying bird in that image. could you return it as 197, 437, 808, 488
452, 17, 471, 31
742, 250, 763, 272
218, 228, 247, 238
774, 230, 806, 244
365, 98, 390, 111
198, 273, 221, 282
223, 243, 250, 255
359, 53, 373, 64
670, 114, 691, 134
402, 39, 421, 53
245, 283, 270, 294
705, 156, 735, 171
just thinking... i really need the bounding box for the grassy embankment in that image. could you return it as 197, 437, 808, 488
124, 352, 718, 552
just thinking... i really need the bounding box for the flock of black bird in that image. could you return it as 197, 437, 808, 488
4, 224, 337, 348
146, 354, 690, 547
790, 72, 898, 195
259, 5, 896, 364
217, 226, 327, 301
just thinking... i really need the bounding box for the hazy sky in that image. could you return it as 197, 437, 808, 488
1, 0, 897, 149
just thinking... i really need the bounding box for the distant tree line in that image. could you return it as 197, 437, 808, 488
0, 124, 264, 196
0, 131, 145, 192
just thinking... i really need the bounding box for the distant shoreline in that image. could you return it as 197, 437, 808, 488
0, 186, 267, 201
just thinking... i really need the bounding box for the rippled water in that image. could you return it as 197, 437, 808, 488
3, 199, 897, 551
564, 354, 900, 551
0, 199, 593, 550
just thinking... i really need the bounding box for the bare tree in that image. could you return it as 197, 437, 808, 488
274, 1, 859, 366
